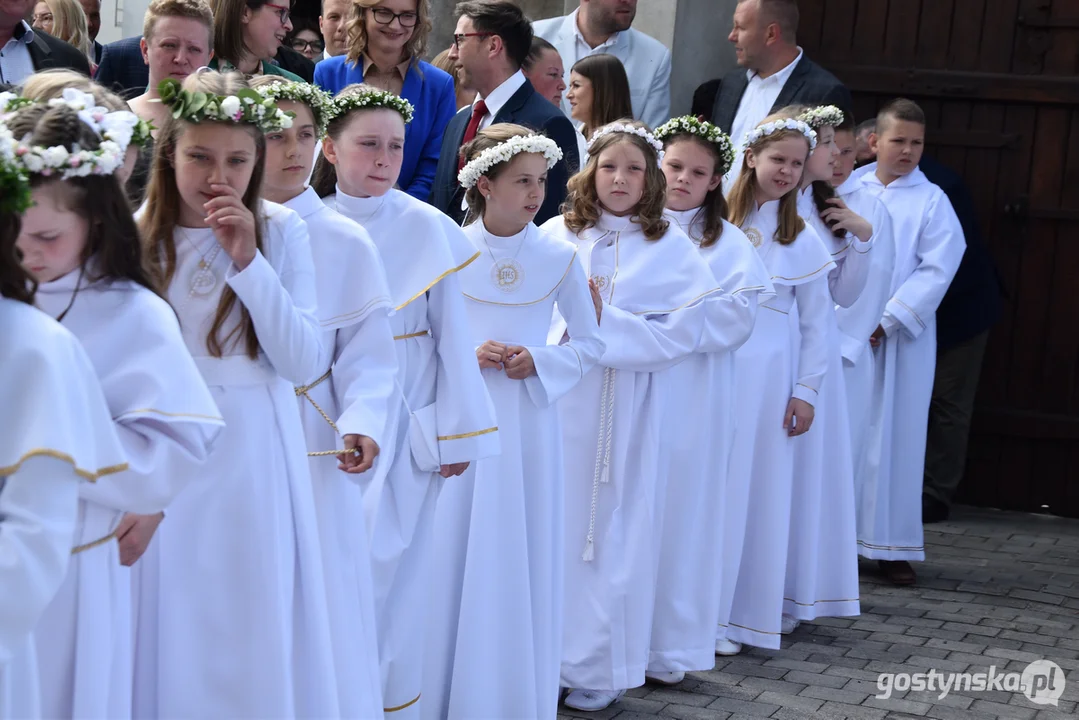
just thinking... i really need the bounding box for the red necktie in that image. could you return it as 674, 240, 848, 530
458, 99, 489, 170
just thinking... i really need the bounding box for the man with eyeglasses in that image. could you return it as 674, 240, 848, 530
431, 0, 579, 225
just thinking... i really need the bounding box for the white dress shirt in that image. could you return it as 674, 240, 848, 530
0, 22, 35, 86
473, 69, 527, 131
533, 9, 672, 130
724, 48, 804, 194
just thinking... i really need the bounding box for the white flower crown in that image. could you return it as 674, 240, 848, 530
798, 105, 844, 130
255, 81, 335, 137
329, 87, 415, 125
158, 78, 294, 133
587, 122, 665, 161
0, 120, 32, 214
3, 88, 139, 180
654, 116, 736, 175
742, 118, 817, 151
457, 134, 563, 190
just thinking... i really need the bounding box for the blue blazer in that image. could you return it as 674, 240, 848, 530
315, 56, 456, 203
431, 79, 580, 226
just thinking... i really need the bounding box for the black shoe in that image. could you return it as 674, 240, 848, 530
922, 494, 950, 523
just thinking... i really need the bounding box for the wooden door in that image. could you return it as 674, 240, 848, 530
799, 0, 1079, 517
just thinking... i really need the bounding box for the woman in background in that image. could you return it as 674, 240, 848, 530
32, 0, 95, 70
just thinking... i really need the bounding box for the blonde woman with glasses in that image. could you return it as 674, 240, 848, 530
313, 0, 456, 202
32, 0, 95, 70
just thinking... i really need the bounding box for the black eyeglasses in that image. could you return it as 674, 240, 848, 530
290, 37, 324, 52
453, 31, 492, 48
368, 7, 418, 28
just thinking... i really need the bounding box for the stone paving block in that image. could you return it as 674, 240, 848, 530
657, 704, 732, 720
755, 690, 824, 712
903, 654, 973, 673
822, 665, 883, 683
969, 698, 1038, 719
868, 632, 929, 647
643, 689, 714, 708
983, 646, 1047, 664
924, 637, 990, 654
769, 709, 828, 720
1008, 589, 1066, 605
903, 626, 970, 642
737, 676, 809, 697
925, 702, 997, 720
901, 689, 975, 709
941, 621, 1002, 637
558, 705, 623, 720
787, 640, 844, 655
784, 668, 850, 688
619, 696, 670, 715
998, 630, 1058, 647
862, 694, 934, 715
799, 684, 870, 705
818, 700, 889, 719
687, 670, 744, 687
619, 712, 675, 720
809, 653, 869, 670
716, 661, 788, 680
704, 696, 777, 718
761, 657, 830, 673
627, 686, 654, 698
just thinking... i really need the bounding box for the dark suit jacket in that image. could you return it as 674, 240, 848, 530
93, 39, 103, 65
708, 55, 853, 135
27, 27, 91, 76
95, 36, 314, 98
431, 78, 580, 226
919, 155, 1003, 349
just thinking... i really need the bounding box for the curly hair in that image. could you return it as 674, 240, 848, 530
563, 120, 669, 241
726, 112, 808, 246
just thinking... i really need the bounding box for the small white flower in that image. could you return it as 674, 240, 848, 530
220, 96, 242, 118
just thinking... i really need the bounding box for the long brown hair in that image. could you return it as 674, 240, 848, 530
459, 122, 537, 226
210, 0, 273, 68
563, 120, 669, 242
571, 54, 632, 139
6, 103, 160, 299
776, 103, 844, 239
345, 0, 431, 66
140, 70, 266, 359
662, 133, 728, 248
727, 113, 808, 245
0, 212, 33, 303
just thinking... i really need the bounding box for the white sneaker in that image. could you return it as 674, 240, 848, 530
780, 614, 800, 634
645, 670, 685, 685
563, 688, 626, 712
715, 637, 743, 655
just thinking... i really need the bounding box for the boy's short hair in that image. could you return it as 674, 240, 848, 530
455, 0, 533, 70
877, 98, 925, 133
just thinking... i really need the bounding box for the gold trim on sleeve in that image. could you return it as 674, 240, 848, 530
631, 286, 723, 316
72, 531, 118, 555
396, 252, 481, 310
437, 426, 498, 442
772, 260, 835, 282
796, 382, 818, 394
892, 298, 926, 330
730, 284, 769, 296
394, 330, 431, 341
122, 408, 225, 422
319, 295, 393, 327
761, 305, 789, 315
0, 449, 129, 483
384, 693, 421, 713
462, 249, 578, 307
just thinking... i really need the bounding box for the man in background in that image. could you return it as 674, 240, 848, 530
319, 0, 348, 60
77, 0, 102, 64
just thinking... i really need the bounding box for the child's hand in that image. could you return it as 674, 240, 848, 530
869, 324, 886, 348
503, 346, 536, 380
821, 197, 873, 242
338, 434, 379, 474
783, 397, 815, 437
589, 279, 603, 324
115, 512, 165, 567
477, 340, 507, 370
205, 183, 257, 270
439, 462, 469, 478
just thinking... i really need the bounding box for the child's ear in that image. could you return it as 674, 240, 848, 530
476, 175, 491, 198
322, 135, 339, 166
708, 173, 722, 192
868, 132, 880, 155
745, 149, 757, 169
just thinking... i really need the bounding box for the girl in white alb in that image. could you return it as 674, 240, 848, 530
423, 125, 605, 720
4, 92, 222, 720
0, 128, 128, 720
649, 117, 774, 683
253, 77, 394, 719
542, 121, 723, 713
313, 84, 498, 719
718, 115, 835, 654
131, 71, 338, 718
779, 105, 875, 633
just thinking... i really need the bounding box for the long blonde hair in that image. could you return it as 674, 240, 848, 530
345, 0, 431, 66
45, 0, 93, 61
727, 112, 808, 245
140, 71, 267, 359
563, 120, 669, 241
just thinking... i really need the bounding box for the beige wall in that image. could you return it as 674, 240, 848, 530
429, 0, 739, 119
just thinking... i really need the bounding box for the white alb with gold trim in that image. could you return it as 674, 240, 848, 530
425, 219, 604, 719
325, 187, 499, 719
722, 200, 836, 650
0, 298, 127, 720
542, 211, 722, 691
32, 261, 223, 720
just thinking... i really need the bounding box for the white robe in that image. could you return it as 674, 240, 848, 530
286, 187, 396, 719
649, 210, 773, 673
723, 201, 835, 650
131, 201, 339, 719
31, 266, 222, 720
780, 189, 873, 622
833, 175, 897, 515
542, 212, 722, 691
0, 299, 127, 720
424, 219, 604, 720
854, 166, 966, 561
325, 187, 499, 718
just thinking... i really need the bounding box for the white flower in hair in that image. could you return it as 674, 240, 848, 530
742, 118, 817, 151
220, 96, 242, 120
458, 134, 563, 189
587, 122, 665, 160
798, 105, 844, 129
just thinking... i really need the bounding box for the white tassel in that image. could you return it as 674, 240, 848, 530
600, 461, 610, 485
582, 537, 595, 562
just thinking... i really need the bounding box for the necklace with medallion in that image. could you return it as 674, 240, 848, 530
482, 223, 527, 294
180, 228, 223, 302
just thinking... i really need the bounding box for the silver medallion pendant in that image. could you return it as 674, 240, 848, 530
190, 262, 219, 296
590, 265, 614, 301
490, 258, 524, 293
745, 227, 764, 248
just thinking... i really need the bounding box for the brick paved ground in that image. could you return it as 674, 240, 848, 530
559, 506, 1079, 720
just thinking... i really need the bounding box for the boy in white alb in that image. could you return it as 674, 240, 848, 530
856, 99, 965, 585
